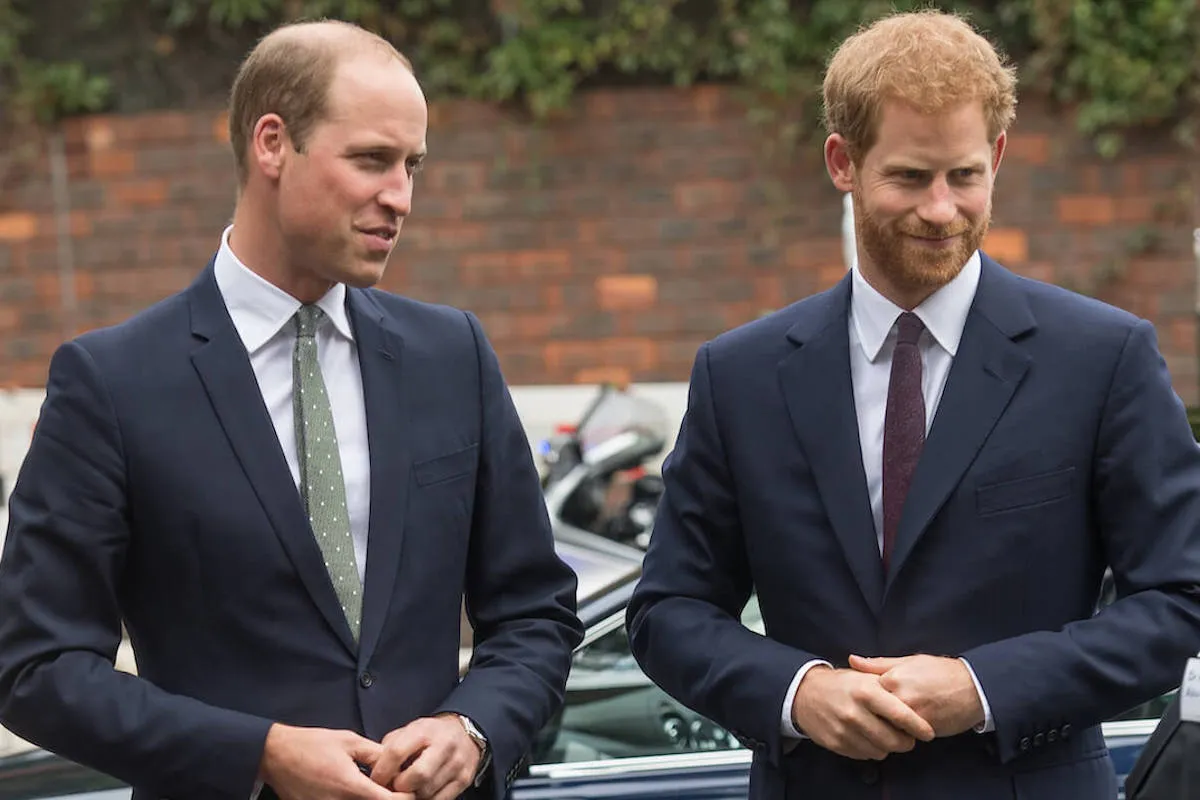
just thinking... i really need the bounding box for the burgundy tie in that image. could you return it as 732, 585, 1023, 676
881, 312, 925, 572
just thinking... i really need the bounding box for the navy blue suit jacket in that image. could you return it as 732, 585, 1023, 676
627, 256, 1200, 800
0, 265, 583, 799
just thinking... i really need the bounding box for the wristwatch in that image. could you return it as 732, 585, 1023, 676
456, 713, 492, 785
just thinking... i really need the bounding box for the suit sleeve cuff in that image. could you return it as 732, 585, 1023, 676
781, 659, 833, 739
960, 657, 995, 733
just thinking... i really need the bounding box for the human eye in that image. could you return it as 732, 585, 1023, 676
353, 152, 392, 171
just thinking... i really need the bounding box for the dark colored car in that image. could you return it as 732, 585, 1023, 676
0, 545, 1170, 800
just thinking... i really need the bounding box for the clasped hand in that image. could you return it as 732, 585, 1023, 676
790, 653, 985, 761
259, 713, 482, 800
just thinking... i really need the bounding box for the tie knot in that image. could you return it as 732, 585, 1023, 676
895, 311, 924, 346
294, 305, 324, 339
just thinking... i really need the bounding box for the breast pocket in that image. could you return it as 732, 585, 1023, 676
413, 444, 479, 488
976, 466, 1076, 517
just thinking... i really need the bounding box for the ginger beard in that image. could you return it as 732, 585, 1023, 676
851, 185, 990, 294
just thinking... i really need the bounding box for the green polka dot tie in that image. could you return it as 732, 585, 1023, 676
293, 304, 362, 642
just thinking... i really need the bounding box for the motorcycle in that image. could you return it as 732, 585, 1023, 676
539, 384, 669, 552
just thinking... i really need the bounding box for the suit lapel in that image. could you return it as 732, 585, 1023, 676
187, 264, 357, 654
779, 274, 885, 614
885, 257, 1035, 591
347, 289, 413, 666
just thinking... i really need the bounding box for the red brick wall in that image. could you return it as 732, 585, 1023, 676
1, 87, 1196, 401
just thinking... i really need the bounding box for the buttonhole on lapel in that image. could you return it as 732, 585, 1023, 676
378, 348, 394, 361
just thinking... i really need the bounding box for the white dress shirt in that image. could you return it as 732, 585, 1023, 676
780, 251, 995, 738
213, 226, 371, 583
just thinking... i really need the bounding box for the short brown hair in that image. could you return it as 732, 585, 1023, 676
822, 10, 1017, 161
228, 19, 413, 184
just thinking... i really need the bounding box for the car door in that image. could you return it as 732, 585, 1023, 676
509, 600, 758, 800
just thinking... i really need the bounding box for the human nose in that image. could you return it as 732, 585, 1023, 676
378, 172, 413, 218
916, 176, 957, 227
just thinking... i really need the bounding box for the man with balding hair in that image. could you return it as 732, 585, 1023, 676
628, 9, 1200, 800
0, 19, 582, 800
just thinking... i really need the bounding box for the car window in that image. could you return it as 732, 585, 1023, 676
527, 596, 763, 766
0, 749, 127, 800
1109, 690, 1177, 723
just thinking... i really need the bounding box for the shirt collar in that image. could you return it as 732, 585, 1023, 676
850, 250, 981, 362
213, 225, 354, 354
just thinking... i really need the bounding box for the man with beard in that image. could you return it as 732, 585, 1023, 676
627, 9, 1200, 800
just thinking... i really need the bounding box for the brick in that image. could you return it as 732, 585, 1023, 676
0, 213, 38, 242
692, 85, 723, 118
1115, 196, 1155, 224
1120, 164, 1144, 193
677, 308, 728, 334
561, 312, 616, 338
597, 275, 657, 312
498, 344, 547, 382
543, 340, 599, 373
1005, 133, 1049, 165
601, 338, 658, 371
74, 271, 95, 300
627, 312, 680, 336
110, 180, 170, 209
817, 264, 849, 289
462, 193, 511, 220
583, 92, 617, 120
486, 220, 540, 249
122, 111, 193, 144
460, 252, 513, 285
510, 250, 567, 276
983, 228, 1029, 264
1057, 195, 1116, 226
571, 250, 626, 274
89, 150, 135, 177
212, 111, 230, 144
692, 247, 744, 273
528, 287, 561, 315
1168, 317, 1194, 354
1014, 262, 1056, 283
660, 219, 698, 242
708, 154, 752, 180
629, 249, 680, 274
515, 311, 568, 340
69, 212, 93, 237
675, 181, 733, 212
544, 337, 656, 373
574, 367, 632, 386
785, 238, 845, 269
432, 163, 486, 193
83, 118, 116, 152
755, 275, 784, 310
475, 312, 515, 342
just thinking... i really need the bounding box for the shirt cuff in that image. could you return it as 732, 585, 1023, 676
250, 781, 262, 800
781, 659, 834, 738
960, 657, 995, 733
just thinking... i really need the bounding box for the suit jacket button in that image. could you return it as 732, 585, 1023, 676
1033, 733, 1045, 747
1019, 737, 1031, 752
1061, 724, 1071, 739
359, 672, 374, 688
858, 764, 880, 785
1047, 729, 1058, 743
